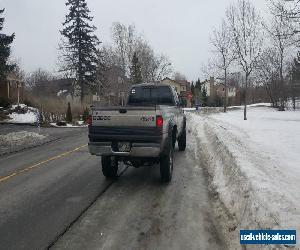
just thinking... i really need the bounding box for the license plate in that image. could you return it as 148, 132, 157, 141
118, 142, 131, 152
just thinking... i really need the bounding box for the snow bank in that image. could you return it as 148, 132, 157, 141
227, 103, 272, 110
50, 123, 87, 128
0, 131, 45, 144
57, 89, 68, 97
8, 111, 37, 124
0, 131, 47, 155
189, 107, 300, 249
6, 104, 38, 124
183, 108, 196, 111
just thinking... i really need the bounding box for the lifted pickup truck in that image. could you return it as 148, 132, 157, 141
88, 83, 186, 182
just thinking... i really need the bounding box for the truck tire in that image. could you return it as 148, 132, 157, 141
178, 128, 186, 151
101, 156, 118, 178
160, 139, 174, 182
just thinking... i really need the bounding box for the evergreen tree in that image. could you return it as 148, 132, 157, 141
201, 87, 208, 107
191, 81, 195, 96
195, 78, 201, 90
60, 0, 100, 102
0, 9, 15, 81
66, 102, 73, 123
82, 107, 89, 122
193, 78, 202, 106
130, 52, 142, 84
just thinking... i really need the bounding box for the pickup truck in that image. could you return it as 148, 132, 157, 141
88, 83, 186, 182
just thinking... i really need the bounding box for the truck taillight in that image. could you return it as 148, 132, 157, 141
156, 116, 163, 127
87, 115, 92, 126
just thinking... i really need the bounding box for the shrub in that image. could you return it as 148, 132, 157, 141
82, 107, 89, 123
66, 102, 72, 123
56, 121, 67, 126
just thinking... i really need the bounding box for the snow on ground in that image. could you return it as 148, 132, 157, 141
57, 89, 68, 97
183, 108, 196, 111
0, 131, 47, 155
5, 104, 38, 124
228, 103, 272, 110
188, 106, 300, 250
50, 123, 87, 128
0, 131, 46, 144
8, 111, 37, 124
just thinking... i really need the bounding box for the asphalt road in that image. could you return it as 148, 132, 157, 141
0, 126, 224, 250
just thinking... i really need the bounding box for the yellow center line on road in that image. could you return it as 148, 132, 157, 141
0, 144, 88, 184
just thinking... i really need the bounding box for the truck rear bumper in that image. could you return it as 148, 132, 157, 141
88, 142, 161, 157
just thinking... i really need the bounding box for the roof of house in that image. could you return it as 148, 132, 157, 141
161, 77, 191, 86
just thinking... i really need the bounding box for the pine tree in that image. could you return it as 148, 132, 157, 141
66, 102, 73, 123
195, 79, 201, 90
60, 0, 100, 102
82, 107, 89, 122
201, 87, 208, 107
193, 79, 201, 106
0, 9, 15, 81
130, 52, 142, 85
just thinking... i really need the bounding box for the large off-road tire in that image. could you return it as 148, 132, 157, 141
101, 156, 118, 178
160, 138, 174, 183
178, 128, 186, 151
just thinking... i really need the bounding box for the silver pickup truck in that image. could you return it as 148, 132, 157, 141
88, 83, 186, 182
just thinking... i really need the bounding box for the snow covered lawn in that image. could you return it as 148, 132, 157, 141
188, 106, 300, 249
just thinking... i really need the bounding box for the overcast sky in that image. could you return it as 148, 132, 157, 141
0, 0, 268, 81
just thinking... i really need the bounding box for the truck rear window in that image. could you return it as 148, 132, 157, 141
128, 86, 174, 106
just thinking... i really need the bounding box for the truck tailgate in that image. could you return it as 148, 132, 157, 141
91, 106, 157, 127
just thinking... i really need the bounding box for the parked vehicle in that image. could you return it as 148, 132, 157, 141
88, 83, 186, 182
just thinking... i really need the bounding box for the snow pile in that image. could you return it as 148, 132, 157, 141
0, 131, 47, 155
57, 89, 68, 97
189, 107, 300, 249
7, 104, 38, 124
183, 108, 196, 111
8, 111, 37, 124
227, 103, 272, 110
0, 131, 45, 144
50, 122, 87, 128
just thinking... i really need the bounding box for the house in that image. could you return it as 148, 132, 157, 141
161, 77, 192, 107
0, 73, 25, 104
201, 77, 238, 106
201, 77, 217, 106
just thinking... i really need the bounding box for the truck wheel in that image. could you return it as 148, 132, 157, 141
160, 140, 174, 182
178, 129, 186, 151
101, 156, 118, 178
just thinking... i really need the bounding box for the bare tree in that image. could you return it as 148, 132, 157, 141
9, 58, 25, 81
227, 0, 264, 120
173, 72, 187, 81
211, 19, 236, 112
201, 58, 221, 79
111, 22, 138, 78
152, 54, 172, 81
26, 68, 55, 96
255, 47, 281, 106
109, 22, 172, 86
265, 0, 296, 110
